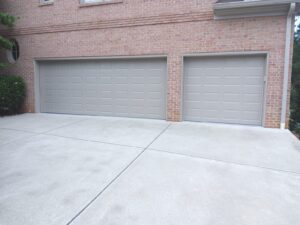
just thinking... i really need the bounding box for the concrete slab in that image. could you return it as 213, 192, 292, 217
0, 113, 85, 133
1, 114, 300, 225
47, 116, 170, 148
71, 150, 300, 225
0, 128, 34, 145
0, 134, 142, 225
150, 122, 300, 174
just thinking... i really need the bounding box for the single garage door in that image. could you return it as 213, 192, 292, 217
39, 58, 166, 119
183, 55, 266, 126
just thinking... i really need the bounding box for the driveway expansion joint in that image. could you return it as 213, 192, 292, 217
0, 129, 38, 147
149, 148, 300, 177
65, 123, 172, 225
41, 118, 88, 135
0, 127, 39, 134
43, 133, 146, 149
0, 117, 87, 135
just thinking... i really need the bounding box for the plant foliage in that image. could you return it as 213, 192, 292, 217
290, 21, 300, 136
0, 12, 17, 69
0, 75, 26, 116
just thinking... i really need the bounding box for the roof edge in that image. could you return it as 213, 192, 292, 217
214, 0, 300, 17
214, 0, 300, 10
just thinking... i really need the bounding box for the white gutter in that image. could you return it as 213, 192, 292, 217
280, 3, 296, 129
214, 0, 300, 10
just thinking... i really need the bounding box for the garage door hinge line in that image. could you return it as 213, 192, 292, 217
65, 123, 171, 225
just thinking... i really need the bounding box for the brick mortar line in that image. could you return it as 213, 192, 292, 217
66, 123, 171, 225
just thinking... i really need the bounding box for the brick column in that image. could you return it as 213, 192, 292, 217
167, 54, 182, 122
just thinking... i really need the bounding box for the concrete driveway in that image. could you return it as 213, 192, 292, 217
0, 113, 300, 225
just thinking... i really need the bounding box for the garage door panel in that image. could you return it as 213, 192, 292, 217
242, 111, 261, 121
85, 90, 98, 97
185, 71, 206, 79
71, 77, 82, 83
187, 57, 264, 67
151, 82, 164, 89
148, 100, 164, 107
198, 66, 264, 78
244, 77, 264, 85
203, 85, 220, 93
243, 103, 261, 111
223, 94, 241, 102
203, 93, 220, 101
243, 85, 263, 94
240, 67, 265, 77
202, 102, 221, 110
184, 84, 204, 93
128, 92, 143, 99
184, 101, 221, 111
185, 93, 202, 101
205, 76, 223, 85
223, 85, 242, 93
86, 76, 97, 83
130, 76, 145, 84
222, 102, 241, 111
202, 110, 220, 119
68, 90, 83, 97
146, 92, 162, 100
148, 76, 164, 84
184, 55, 265, 126
147, 107, 163, 114
39, 58, 166, 119
244, 94, 262, 103
223, 76, 242, 85
223, 110, 240, 119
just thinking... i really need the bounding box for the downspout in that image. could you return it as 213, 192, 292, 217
280, 3, 296, 129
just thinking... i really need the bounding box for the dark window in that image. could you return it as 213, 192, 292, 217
11, 40, 19, 62
7, 39, 20, 63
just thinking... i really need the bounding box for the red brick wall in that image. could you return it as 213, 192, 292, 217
0, 0, 289, 128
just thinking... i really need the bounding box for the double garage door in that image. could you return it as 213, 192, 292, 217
39, 58, 167, 119
38, 55, 265, 125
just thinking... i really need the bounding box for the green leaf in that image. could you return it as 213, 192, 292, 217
0, 12, 16, 27
0, 12, 17, 69
0, 36, 13, 49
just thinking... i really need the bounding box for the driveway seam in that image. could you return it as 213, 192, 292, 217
66, 123, 171, 225
43, 133, 146, 149
40, 118, 88, 134
0, 119, 88, 148
0, 118, 88, 135
149, 148, 300, 177
0, 132, 38, 148
0, 127, 39, 134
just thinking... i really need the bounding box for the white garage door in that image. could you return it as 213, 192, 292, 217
183, 55, 266, 126
39, 58, 167, 119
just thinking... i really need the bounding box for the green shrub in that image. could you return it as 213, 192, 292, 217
0, 75, 25, 116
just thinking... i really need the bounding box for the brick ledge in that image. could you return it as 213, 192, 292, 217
3, 12, 213, 36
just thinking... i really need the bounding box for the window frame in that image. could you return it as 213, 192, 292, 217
6, 39, 20, 64
79, 0, 123, 7
39, 0, 54, 6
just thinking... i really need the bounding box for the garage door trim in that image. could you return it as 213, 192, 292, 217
182, 52, 268, 126
34, 55, 168, 119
